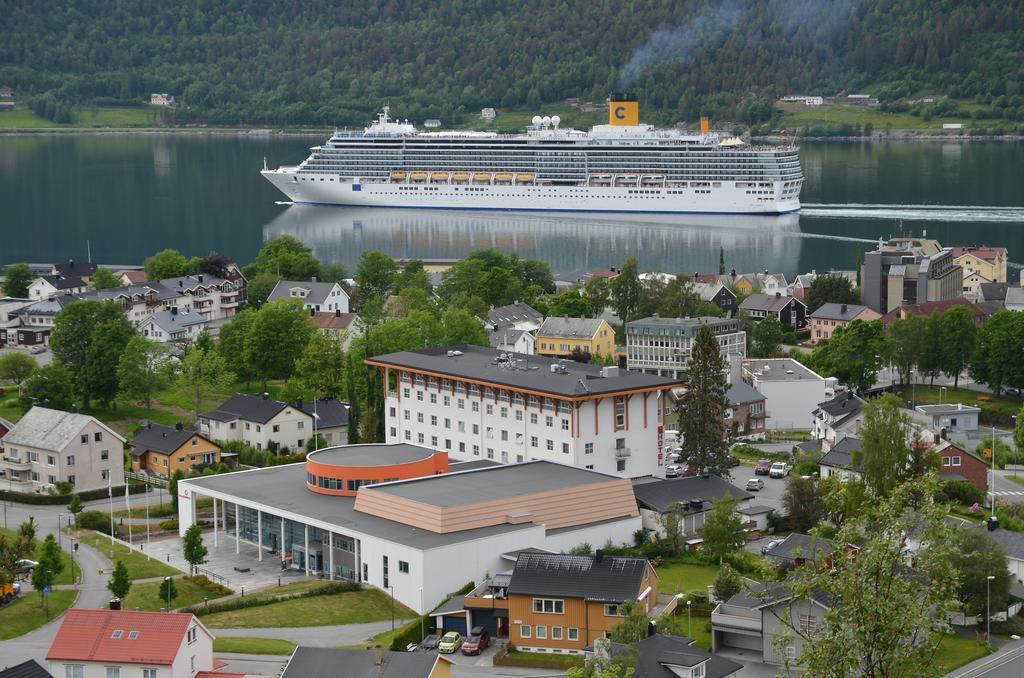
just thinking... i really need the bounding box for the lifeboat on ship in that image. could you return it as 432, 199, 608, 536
515, 173, 536, 185
473, 172, 492, 184
390, 171, 406, 182
494, 173, 514, 184
451, 172, 470, 183
431, 172, 449, 183
589, 173, 612, 186
615, 174, 639, 186
641, 174, 666, 185
410, 172, 428, 182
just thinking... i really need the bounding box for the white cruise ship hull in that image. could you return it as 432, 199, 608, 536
262, 170, 800, 215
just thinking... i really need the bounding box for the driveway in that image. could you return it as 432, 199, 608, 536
0, 346, 52, 367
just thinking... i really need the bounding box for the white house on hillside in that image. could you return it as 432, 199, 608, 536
268, 280, 350, 313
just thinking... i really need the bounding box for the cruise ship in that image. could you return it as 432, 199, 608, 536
262, 96, 802, 214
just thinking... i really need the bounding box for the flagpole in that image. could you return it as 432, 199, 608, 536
107, 476, 114, 545
125, 483, 133, 548
146, 489, 151, 560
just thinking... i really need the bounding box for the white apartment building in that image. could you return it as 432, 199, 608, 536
367, 346, 680, 478
626, 316, 746, 380
199, 394, 314, 452
742, 359, 836, 431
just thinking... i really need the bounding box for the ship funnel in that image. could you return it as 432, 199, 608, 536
609, 93, 639, 126
700, 116, 710, 136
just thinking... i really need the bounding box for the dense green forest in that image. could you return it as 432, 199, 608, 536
1, 0, 1021, 127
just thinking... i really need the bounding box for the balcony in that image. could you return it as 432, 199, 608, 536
711, 602, 762, 633
614, 446, 631, 458
0, 456, 32, 471
464, 576, 511, 610
221, 295, 240, 307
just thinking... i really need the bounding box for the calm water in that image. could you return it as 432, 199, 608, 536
1, 134, 1022, 277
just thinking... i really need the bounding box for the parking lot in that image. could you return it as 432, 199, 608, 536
0, 345, 52, 366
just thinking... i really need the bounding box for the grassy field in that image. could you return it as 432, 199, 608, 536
0, 393, 23, 424
776, 102, 971, 131
932, 634, 993, 672
112, 498, 212, 519
660, 612, 713, 651
654, 560, 719, 596
0, 106, 165, 129
0, 528, 77, 585
898, 385, 1021, 427
122, 577, 223, 612
213, 637, 297, 655
498, 649, 584, 670
77, 531, 180, 579
201, 588, 414, 629
0, 589, 77, 640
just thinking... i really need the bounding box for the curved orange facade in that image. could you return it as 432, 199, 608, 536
305, 445, 448, 497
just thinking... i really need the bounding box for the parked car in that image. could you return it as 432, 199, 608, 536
461, 626, 491, 655
438, 631, 462, 654
754, 459, 773, 475
30, 345, 46, 355
761, 538, 785, 555
419, 634, 440, 650
745, 478, 764, 492
769, 462, 790, 479
665, 464, 684, 478
726, 455, 741, 468
14, 559, 37, 575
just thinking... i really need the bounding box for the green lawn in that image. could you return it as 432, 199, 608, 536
0, 106, 166, 129
122, 577, 227, 612
113, 499, 211, 519
77, 531, 180, 579
659, 612, 713, 651
898, 385, 1021, 427
497, 649, 584, 670
0, 394, 23, 424
0, 528, 77, 585
0, 589, 77, 640
654, 560, 719, 596
777, 102, 971, 131
931, 634, 993, 672
213, 637, 297, 655
201, 588, 414, 628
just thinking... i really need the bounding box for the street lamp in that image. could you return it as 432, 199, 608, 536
991, 425, 998, 517
987, 575, 996, 642
57, 513, 63, 549
387, 585, 395, 632
419, 587, 425, 644
686, 599, 692, 638
164, 576, 172, 612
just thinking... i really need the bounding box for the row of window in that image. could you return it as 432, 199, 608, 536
305, 473, 398, 491
63, 666, 158, 678
7, 447, 109, 466
520, 624, 578, 641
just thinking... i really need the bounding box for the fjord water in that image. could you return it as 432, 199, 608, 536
0, 134, 1021, 277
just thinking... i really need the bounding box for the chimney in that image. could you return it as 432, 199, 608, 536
147, 422, 152, 430
730, 268, 737, 278
69, 404, 77, 413
373, 645, 383, 666
335, 309, 340, 317
179, 280, 183, 287
775, 292, 781, 298
171, 306, 178, 315
595, 549, 604, 562
175, 422, 183, 431
840, 304, 847, 314
296, 397, 303, 410
940, 427, 947, 440
109, 598, 121, 610
197, 275, 203, 283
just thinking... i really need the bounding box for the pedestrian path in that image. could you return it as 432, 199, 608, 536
993, 490, 1024, 496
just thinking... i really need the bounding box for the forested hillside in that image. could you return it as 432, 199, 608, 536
1, 0, 1021, 127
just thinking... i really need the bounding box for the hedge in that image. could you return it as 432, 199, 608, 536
494, 648, 584, 669
387, 581, 475, 651
1, 484, 146, 505
188, 581, 361, 617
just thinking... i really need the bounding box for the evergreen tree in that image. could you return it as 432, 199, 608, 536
678, 324, 730, 477
169, 469, 185, 512
719, 247, 726, 275
182, 524, 208, 575
713, 564, 742, 601
107, 561, 131, 600
610, 258, 642, 323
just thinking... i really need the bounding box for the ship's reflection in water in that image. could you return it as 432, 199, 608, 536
263, 205, 805, 277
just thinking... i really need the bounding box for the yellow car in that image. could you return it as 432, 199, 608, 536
438, 631, 462, 654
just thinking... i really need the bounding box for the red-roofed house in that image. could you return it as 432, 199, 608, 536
880, 298, 988, 326
118, 270, 149, 286
309, 310, 362, 347
47, 609, 215, 678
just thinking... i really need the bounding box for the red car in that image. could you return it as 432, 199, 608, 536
754, 459, 773, 475
461, 626, 490, 655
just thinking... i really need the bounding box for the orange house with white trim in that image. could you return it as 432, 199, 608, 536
367, 345, 681, 479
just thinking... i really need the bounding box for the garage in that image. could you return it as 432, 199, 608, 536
439, 613, 467, 635
719, 630, 762, 652
468, 609, 500, 637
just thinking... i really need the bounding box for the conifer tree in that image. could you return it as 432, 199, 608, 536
677, 324, 730, 477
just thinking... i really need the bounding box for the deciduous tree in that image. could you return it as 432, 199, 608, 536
355, 250, 398, 302
80, 317, 136, 407
853, 394, 911, 497
182, 523, 208, 575
950, 527, 1010, 620
21, 364, 75, 410
50, 300, 125, 408
714, 564, 743, 602
217, 309, 257, 388
254, 235, 321, 280
2, 263, 33, 298
699, 493, 747, 563
294, 331, 347, 398
887, 315, 925, 385
749, 316, 784, 358
941, 306, 977, 389
805, 273, 858, 314
971, 310, 1024, 395
442, 308, 489, 346
0, 352, 38, 388
808, 320, 887, 392
245, 298, 314, 389
117, 336, 172, 413
783, 476, 825, 532
176, 347, 234, 421
107, 561, 131, 600
143, 249, 190, 280
610, 258, 642, 323
91, 268, 122, 290
678, 324, 731, 477
584, 277, 611, 315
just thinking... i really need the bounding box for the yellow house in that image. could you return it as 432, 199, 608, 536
536, 317, 616, 359
952, 246, 1008, 284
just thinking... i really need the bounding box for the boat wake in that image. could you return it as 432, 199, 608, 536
802, 203, 1024, 223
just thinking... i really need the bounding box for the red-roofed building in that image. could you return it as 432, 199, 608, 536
117, 270, 148, 286
309, 310, 362, 347
880, 298, 988, 326
951, 246, 1008, 285
47, 609, 216, 678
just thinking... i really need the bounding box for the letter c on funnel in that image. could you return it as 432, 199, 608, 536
614, 106, 626, 119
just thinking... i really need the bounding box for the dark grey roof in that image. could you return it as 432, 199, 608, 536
501, 546, 556, 560
508, 552, 649, 603
725, 579, 832, 610
39, 274, 85, 290
0, 660, 52, 678
979, 282, 1009, 302
487, 303, 542, 328
984, 527, 1024, 560
53, 260, 98, 277
306, 443, 436, 468
795, 439, 823, 455
727, 381, 764, 405
431, 595, 466, 616
128, 424, 213, 457
281, 647, 436, 678
766, 533, 836, 561
201, 394, 310, 425
633, 476, 752, 513
366, 460, 621, 508
538, 316, 605, 339
268, 280, 347, 307
160, 274, 227, 291
448, 459, 503, 472
297, 397, 349, 429
818, 436, 861, 469
739, 293, 804, 314
631, 635, 743, 678
367, 345, 679, 398
810, 303, 872, 321
737, 504, 774, 515
145, 309, 207, 333
180, 464, 536, 549
815, 391, 864, 418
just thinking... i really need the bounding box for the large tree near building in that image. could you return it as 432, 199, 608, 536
950, 527, 1011, 621
50, 300, 126, 408
176, 346, 234, 421
80, 317, 136, 407
852, 394, 936, 498
807, 319, 888, 393
917, 311, 945, 387
441, 308, 489, 346
91, 268, 122, 290
21, 363, 75, 411
107, 561, 131, 600
749, 316, 784, 358
610, 257, 642, 323
804, 273, 858, 314
772, 478, 958, 677
217, 309, 257, 388
117, 336, 172, 413
295, 331, 347, 399
782, 476, 825, 532
245, 298, 314, 390
0, 352, 38, 390
970, 310, 1024, 395
887, 314, 925, 386
355, 250, 398, 302
698, 493, 747, 563
182, 523, 208, 576
254, 235, 321, 281
2, 263, 33, 298
143, 249, 193, 280
941, 306, 977, 389
677, 324, 731, 478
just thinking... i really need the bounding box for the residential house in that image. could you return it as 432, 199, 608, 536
725, 381, 767, 438
0, 86, 13, 97
739, 293, 807, 328
0, 660, 51, 678
70, 283, 183, 325
935, 440, 989, 496
712, 580, 832, 664
585, 635, 742, 678
737, 505, 775, 533
310, 310, 361, 348
791, 270, 857, 302
536, 317, 616, 359
1007, 286, 1024, 313
47, 609, 214, 678
5, 297, 69, 346
626, 317, 746, 380
481, 107, 496, 121
28, 275, 86, 300
861, 238, 962, 314
161, 275, 242, 320
0, 297, 32, 347
128, 423, 222, 478
985, 528, 1024, 584
881, 297, 988, 326
762, 533, 838, 568
808, 303, 881, 344
952, 246, 1008, 284
505, 552, 658, 653
634, 475, 753, 538
691, 282, 738, 317
487, 303, 543, 332
51, 260, 99, 282
741, 359, 834, 431
0, 406, 126, 493
962, 270, 992, 299
150, 93, 175, 106
280, 647, 445, 678
489, 328, 536, 355
118, 270, 148, 286
139, 308, 208, 347
719, 272, 789, 297
812, 391, 866, 448
199, 393, 313, 452
295, 397, 350, 446
268, 279, 350, 314
817, 436, 862, 481
915, 404, 980, 436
